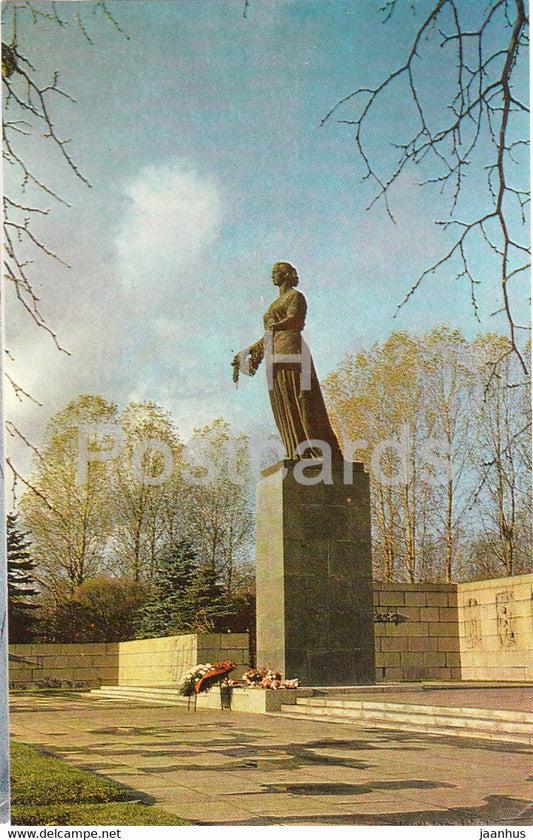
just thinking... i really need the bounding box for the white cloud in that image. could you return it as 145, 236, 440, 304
116, 160, 223, 306
6, 161, 226, 479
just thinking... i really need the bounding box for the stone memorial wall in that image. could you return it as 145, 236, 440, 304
8, 574, 532, 687
372, 573, 532, 682
9, 633, 249, 689
373, 582, 460, 682
458, 573, 533, 681
118, 633, 249, 686
8, 642, 119, 689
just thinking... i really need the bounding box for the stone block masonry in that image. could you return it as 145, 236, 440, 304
373, 573, 533, 682
9, 576, 532, 688
8, 642, 120, 688
9, 633, 249, 689
458, 574, 533, 681
256, 460, 375, 685
373, 582, 460, 682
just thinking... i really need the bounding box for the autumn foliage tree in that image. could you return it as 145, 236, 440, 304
180, 419, 254, 593
18, 398, 256, 639
110, 402, 184, 582
39, 576, 147, 644
324, 328, 531, 583
19, 394, 119, 595
470, 335, 532, 576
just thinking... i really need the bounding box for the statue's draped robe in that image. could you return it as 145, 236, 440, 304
262, 289, 343, 461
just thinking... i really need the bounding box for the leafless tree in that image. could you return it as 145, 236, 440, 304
324, 328, 531, 582
2, 1, 125, 493
322, 0, 530, 374
469, 335, 531, 576
19, 394, 119, 594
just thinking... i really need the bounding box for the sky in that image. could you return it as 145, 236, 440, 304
3, 0, 530, 484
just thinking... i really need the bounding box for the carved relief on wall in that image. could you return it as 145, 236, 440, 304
464, 597, 482, 649
496, 590, 517, 648
170, 639, 191, 681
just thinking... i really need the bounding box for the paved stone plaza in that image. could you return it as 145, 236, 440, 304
8, 692, 533, 825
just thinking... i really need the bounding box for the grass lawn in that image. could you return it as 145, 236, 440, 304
10, 741, 191, 826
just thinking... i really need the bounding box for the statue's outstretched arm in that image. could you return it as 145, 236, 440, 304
231, 338, 265, 384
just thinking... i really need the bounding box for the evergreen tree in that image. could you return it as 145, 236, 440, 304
188, 565, 231, 632
137, 539, 198, 638
7, 513, 40, 643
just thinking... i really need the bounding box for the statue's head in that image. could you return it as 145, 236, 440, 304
272, 261, 299, 287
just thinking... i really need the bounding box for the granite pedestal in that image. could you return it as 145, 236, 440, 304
256, 459, 375, 685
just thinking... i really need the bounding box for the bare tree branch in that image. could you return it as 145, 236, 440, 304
2, 2, 125, 352
5, 373, 42, 406
5, 420, 43, 460
322, 0, 530, 374
2, 2, 126, 480
6, 458, 53, 511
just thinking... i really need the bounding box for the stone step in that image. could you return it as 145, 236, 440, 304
278, 699, 533, 745
312, 680, 533, 695
296, 696, 533, 724
278, 708, 532, 746
283, 701, 533, 732
87, 686, 533, 745
87, 686, 189, 706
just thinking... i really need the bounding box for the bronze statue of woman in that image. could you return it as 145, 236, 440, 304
232, 261, 343, 461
